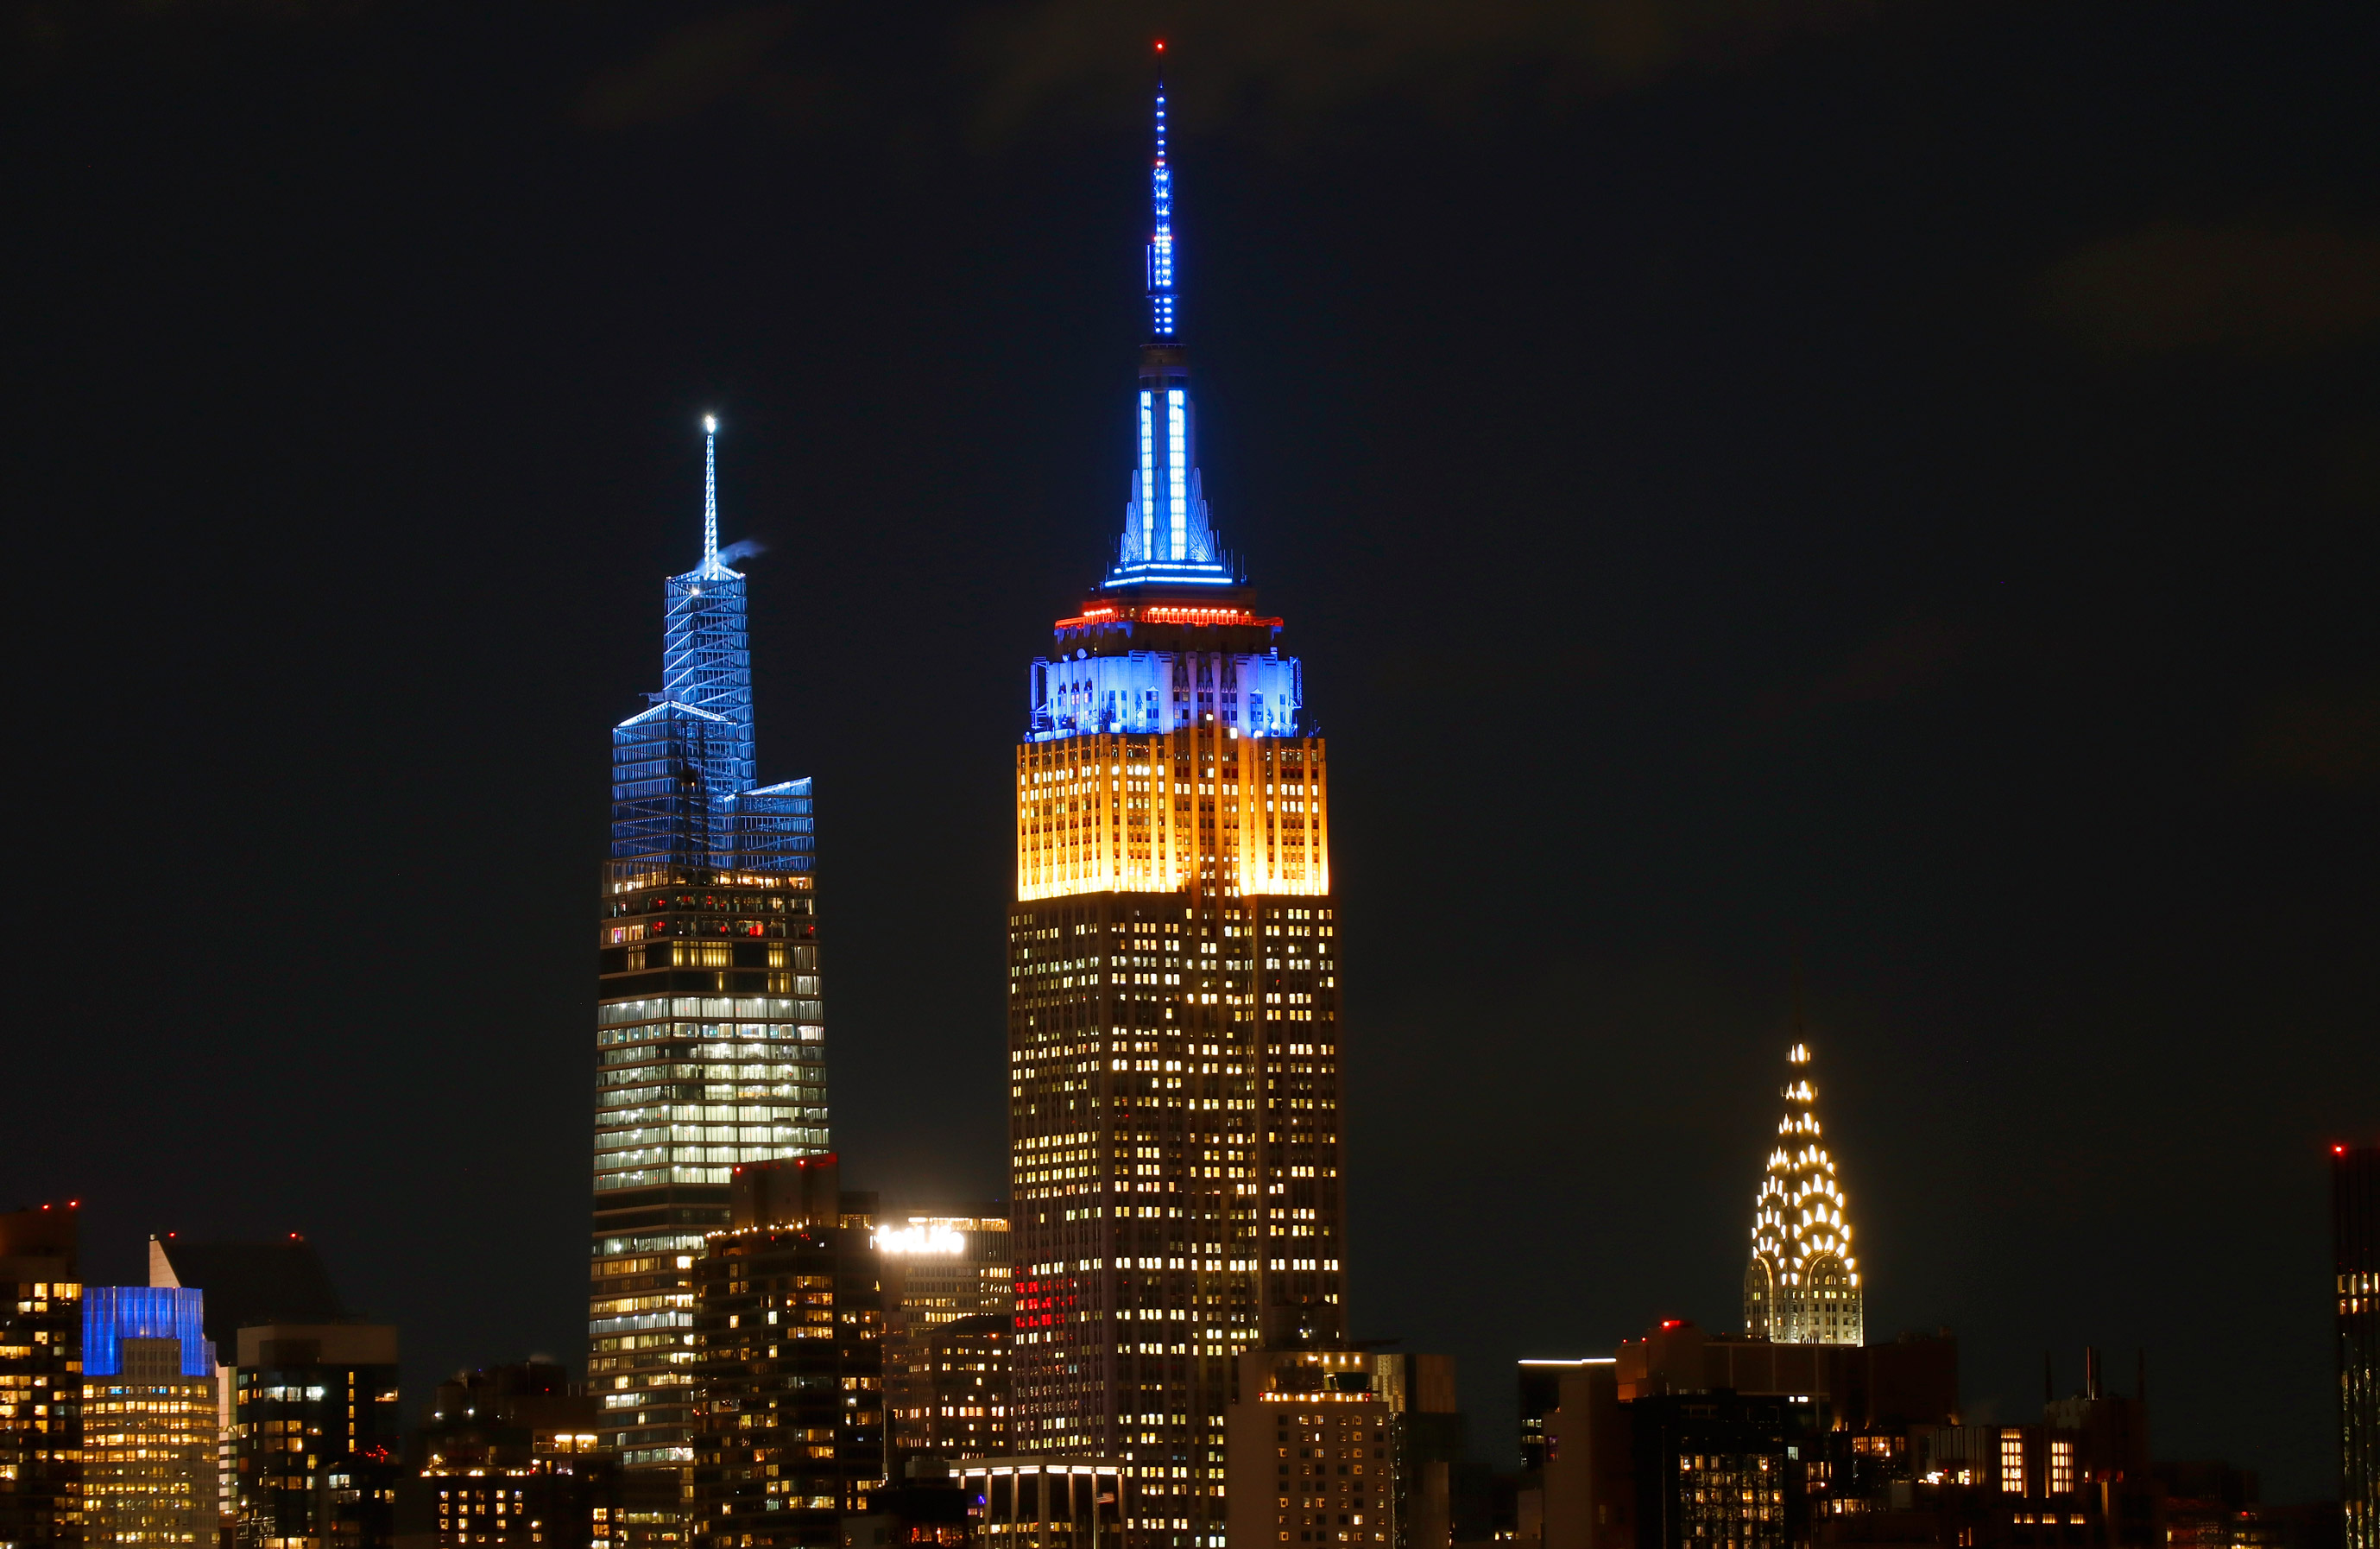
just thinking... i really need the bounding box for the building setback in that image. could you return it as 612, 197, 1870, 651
590, 420, 826, 1545
1005, 69, 1345, 1549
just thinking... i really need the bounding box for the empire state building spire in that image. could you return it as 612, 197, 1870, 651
1107, 54, 1232, 590
1148, 50, 1176, 339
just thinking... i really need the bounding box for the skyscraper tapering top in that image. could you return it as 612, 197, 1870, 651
1745, 1043, 1865, 1345
591, 422, 827, 1533
1006, 65, 1349, 1549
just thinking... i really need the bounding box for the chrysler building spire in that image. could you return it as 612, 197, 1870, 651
1745, 1041, 1866, 1344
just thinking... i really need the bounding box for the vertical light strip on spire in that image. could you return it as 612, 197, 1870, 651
1148, 46, 1175, 338
701, 414, 722, 576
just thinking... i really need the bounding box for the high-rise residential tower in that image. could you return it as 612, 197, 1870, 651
1006, 69, 1345, 1549
592, 422, 826, 1535
2339, 1143, 2378, 1549
0, 1203, 82, 1549
1743, 1043, 1864, 1345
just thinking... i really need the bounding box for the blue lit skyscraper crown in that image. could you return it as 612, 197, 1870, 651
1105, 58, 1235, 591
609, 419, 814, 878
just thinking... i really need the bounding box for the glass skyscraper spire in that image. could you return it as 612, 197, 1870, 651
592, 421, 825, 1541
1007, 73, 1348, 1549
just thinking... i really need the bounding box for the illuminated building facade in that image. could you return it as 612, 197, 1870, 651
897, 1314, 1009, 1462
1006, 71, 1343, 1549
688, 1160, 884, 1549
2339, 1143, 2379, 1549
416, 1361, 612, 1549
1222, 1350, 1406, 1549
82, 1287, 217, 1547
592, 420, 827, 1519
231, 1322, 401, 1549
875, 1209, 1011, 1464
1744, 1044, 1864, 1346
0, 1203, 82, 1549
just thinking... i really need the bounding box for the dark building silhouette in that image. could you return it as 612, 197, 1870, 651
2340, 1145, 2378, 1549
414, 1361, 613, 1549
232, 1323, 402, 1549
151, 1230, 353, 1533
687, 1159, 885, 1549
0, 1203, 82, 1549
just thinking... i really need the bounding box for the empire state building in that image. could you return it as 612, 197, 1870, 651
1006, 71, 1347, 1548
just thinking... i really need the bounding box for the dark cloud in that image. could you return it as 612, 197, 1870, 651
970, 0, 1880, 139
2247, 687, 2380, 787
1755, 616, 1973, 723
2047, 224, 2380, 353
578, 4, 805, 130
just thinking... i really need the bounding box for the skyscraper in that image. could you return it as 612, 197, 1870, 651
230, 1321, 402, 1549
1743, 1043, 1864, 1345
1006, 66, 1344, 1549
592, 420, 827, 1533
81, 1286, 217, 1548
2339, 1143, 2378, 1549
0, 1202, 82, 1549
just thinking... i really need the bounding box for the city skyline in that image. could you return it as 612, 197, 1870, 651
8, 2, 2376, 1511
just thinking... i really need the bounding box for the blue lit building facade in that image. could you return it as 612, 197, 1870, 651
83, 1287, 218, 1548
1006, 76, 1346, 1549
592, 424, 827, 1532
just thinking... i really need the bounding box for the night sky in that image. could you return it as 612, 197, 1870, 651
7, 0, 2377, 1502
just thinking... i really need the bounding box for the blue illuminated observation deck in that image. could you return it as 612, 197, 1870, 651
1029, 72, 1304, 743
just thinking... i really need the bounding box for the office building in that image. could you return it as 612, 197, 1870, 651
2339, 1144, 2378, 1549
893, 1314, 1009, 1464
1744, 1043, 1864, 1346
1534, 1319, 1961, 1549
232, 1322, 402, 1549
151, 1231, 351, 1532
592, 420, 826, 1525
1, 1202, 82, 1549
82, 1286, 217, 1547
1006, 73, 1343, 1548
686, 1158, 884, 1549
1518, 1361, 1604, 1476
1225, 1350, 1464, 1549
415, 1361, 611, 1549
876, 1209, 1012, 1464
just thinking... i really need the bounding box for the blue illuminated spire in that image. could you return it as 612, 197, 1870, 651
1105, 51, 1234, 591
700, 414, 726, 579
1148, 53, 1176, 339
608, 418, 815, 878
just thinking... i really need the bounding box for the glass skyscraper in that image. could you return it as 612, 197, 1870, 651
591, 423, 825, 1539
1005, 73, 1346, 1549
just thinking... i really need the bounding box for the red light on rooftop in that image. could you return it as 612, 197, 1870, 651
1660, 1319, 1682, 1329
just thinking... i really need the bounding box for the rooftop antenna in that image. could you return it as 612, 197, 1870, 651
1147, 41, 1176, 339
701, 414, 723, 577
